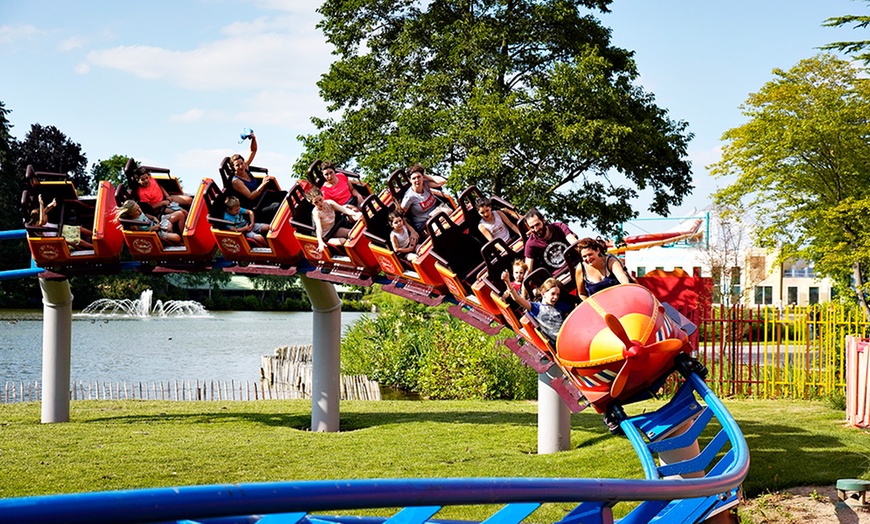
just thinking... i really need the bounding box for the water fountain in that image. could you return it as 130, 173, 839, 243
79, 289, 210, 318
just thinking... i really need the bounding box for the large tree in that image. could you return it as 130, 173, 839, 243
0, 101, 21, 231
14, 123, 91, 194
822, 0, 870, 62
298, 0, 693, 234
711, 54, 870, 317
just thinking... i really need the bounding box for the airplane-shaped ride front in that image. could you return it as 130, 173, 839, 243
554, 283, 693, 414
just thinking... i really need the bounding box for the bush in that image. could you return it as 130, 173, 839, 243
341, 302, 537, 400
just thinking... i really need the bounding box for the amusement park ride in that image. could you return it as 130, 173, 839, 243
1, 160, 748, 523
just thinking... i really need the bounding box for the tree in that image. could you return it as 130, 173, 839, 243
298, 0, 693, 234
822, 0, 870, 62
694, 206, 747, 305
14, 123, 91, 194
0, 101, 21, 232
91, 154, 129, 192
710, 54, 870, 317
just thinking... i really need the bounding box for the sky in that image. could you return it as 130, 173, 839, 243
0, 0, 864, 235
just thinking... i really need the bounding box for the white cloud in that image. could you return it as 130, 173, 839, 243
234, 89, 327, 129
74, 62, 90, 74
57, 36, 85, 52
84, 15, 332, 92
170, 108, 209, 123
0, 24, 39, 44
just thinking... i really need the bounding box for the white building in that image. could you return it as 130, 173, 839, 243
620, 212, 834, 307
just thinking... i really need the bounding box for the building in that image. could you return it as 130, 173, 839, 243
620, 213, 833, 307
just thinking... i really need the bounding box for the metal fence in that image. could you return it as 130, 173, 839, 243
690, 303, 870, 399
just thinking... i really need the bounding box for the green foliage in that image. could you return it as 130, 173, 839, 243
91, 154, 129, 189
341, 302, 537, 400
13, 123, 91, 194
822, 1, 870, 63
711, 54, 870, 318
298, 0, 693, 235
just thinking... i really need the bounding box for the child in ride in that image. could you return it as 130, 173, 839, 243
224, 196, 269, 247
388, 209, 419, 262
305, 187, 362, 254
501, 270, 571, 347
117, 199, 182, 244
28, 194, 95, 250
505, 258, 528, 299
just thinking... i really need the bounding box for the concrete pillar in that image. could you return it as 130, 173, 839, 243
39, 278, 73, 423
537, 371, 571, 453
299, 275, 342, 432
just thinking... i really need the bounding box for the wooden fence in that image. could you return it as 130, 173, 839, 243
2, 345, 381, 404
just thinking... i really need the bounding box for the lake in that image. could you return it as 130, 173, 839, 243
0, 309, 366, 385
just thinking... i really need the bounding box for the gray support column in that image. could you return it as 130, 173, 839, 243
537, 371, 571, 454
39, 278, 73, 424
299, 275, 342, 432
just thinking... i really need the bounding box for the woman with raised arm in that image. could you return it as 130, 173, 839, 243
230, 132, 276, 202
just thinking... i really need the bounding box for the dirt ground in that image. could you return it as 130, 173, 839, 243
738, 485, 870, 523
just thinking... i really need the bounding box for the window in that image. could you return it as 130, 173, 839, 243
754, 285, 773, 305
787, 287, 798, 305
809, 287, 819, 305
636, 266, 646, 277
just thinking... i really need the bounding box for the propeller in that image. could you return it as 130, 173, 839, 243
603, 313, 684, 399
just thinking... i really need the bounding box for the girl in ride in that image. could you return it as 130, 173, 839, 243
574, 237, 632, 301
305, 187, 362, 254
230, 131, 277, 203
501, 270, 571, 347
116, 200, 182, 244
475, 197, 521, 243
400, 164, 448, 237
320, 161, 364, 209
135, 167, 192, 220
388, 209, 419, 262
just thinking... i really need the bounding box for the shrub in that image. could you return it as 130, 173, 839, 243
341, 303, 537, 400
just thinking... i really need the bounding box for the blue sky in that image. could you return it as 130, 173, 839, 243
0, 0, 862, 229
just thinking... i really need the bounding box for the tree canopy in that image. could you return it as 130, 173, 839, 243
822, 0, 870, 62
14, 123, 91, 194
297, 0, 693, 234
91, 154, 130, 191
710, 54, 870, 316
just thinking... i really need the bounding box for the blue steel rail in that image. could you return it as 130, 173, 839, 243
1, 228, 749, 523
0, 374, 748, 524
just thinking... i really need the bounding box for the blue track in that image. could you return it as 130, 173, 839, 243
0, 229, 749, 523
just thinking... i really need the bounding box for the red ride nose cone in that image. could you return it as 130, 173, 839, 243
556, 284, 656, 364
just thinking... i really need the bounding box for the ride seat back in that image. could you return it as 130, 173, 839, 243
426, 212, 484, 281
360, 193, 394, 246
288, 183, 316, 236
203, 181, 231, 229
480, 238, 519, 296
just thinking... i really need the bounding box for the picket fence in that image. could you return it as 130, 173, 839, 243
2, 345, 380, 404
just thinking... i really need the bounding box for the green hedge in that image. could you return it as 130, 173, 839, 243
341, 304, 537, 400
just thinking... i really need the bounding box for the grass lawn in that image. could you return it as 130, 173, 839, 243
0, 398, 867, 521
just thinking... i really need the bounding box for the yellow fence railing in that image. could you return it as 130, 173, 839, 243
694, 303, 870, 399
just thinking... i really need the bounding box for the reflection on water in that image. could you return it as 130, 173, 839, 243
0, 310, 365, 385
